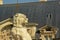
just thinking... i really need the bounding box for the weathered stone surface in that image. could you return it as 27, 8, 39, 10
12, 27, 32, 40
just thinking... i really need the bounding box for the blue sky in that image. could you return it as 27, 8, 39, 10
3, 0, 38, 4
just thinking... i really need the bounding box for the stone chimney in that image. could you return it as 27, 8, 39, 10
39, 0, 47, 1
0, 0, 3, 5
